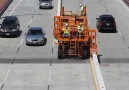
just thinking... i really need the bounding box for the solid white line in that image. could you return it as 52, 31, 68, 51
3, 69, 11, 82
119, 0, 129, 12
48, 69, 52, 81
20, 39, 24, 46
9, 0, 22, 16
53, 41, 54, 46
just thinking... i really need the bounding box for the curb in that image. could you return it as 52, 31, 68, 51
123, 0, 129, 6
0, 0, 13, 17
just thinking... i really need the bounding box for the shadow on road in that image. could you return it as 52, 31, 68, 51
0, 58, 90, 64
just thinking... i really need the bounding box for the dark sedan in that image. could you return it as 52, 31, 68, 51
96, 14, 116, 32
0, 16, 20, 37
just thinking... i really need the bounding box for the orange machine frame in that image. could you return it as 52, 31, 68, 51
53, 6, 97, 59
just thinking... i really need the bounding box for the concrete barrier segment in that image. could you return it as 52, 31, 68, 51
90, 52, 106, 90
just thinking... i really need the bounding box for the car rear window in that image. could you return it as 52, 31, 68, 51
28, 30, 42, 35
2, 20, 15, 25
102, 17, 114, 22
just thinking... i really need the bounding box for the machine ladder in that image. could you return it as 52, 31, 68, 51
69, 40, 77, 55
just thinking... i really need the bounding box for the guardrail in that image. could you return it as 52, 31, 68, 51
0, 0, 13, 16
123, 0, 129, 5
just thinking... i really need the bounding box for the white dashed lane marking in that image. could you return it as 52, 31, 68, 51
9, 0, 22, 16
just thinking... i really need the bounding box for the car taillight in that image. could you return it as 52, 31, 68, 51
114, 22, 116, 27
99, 22, 102, 26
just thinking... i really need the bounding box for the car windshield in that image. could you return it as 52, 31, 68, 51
102, 17, 114, 22
28, 30, 42, 35
3, 20, 15, 25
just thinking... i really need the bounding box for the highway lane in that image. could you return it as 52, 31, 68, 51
0, 0, 27, 87
50, 0, 95, 90
85, 0, 129, 90
0, 0, 57, 90
0, 0, 96, 90
1, 0, 129, 90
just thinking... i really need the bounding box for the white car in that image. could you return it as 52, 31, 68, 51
39, 0, 53, 9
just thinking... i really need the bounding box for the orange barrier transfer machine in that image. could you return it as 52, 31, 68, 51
53, 6, 98, 59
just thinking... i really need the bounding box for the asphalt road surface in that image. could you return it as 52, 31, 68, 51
0, 0, 129, 90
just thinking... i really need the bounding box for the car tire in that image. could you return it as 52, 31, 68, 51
41, 42, 44, 46
50, 6, 53, 9
26, 43, 29, 46
42, 38, 47, 46
39, 6, 42, 9
16, 31, 19, 37
98, 27, 102, 32
113, 28, 117, 33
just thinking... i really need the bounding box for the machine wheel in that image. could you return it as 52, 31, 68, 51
82, 46, 90, 60
58, 46, 63, 59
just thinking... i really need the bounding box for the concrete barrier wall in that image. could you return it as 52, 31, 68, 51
123, 0, 129, 6
0, 0, 13, 17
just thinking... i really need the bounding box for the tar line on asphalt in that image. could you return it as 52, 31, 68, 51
47, 85, 50, 90
122, 37, 125, 42
0, 0, 23, 88
50, 48, 53, 66
28, 3, 38, 28
100, 0, 109, 14
12, 58, 16, 64
0, 1, 40, 89
50, 59, 52, 66
17, 47, 20, 52
50, 42, 55, 66
1, 84, 4, 90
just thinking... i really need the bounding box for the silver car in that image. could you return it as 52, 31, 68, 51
39, 0, 53, 9
26, 27, 45, 46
